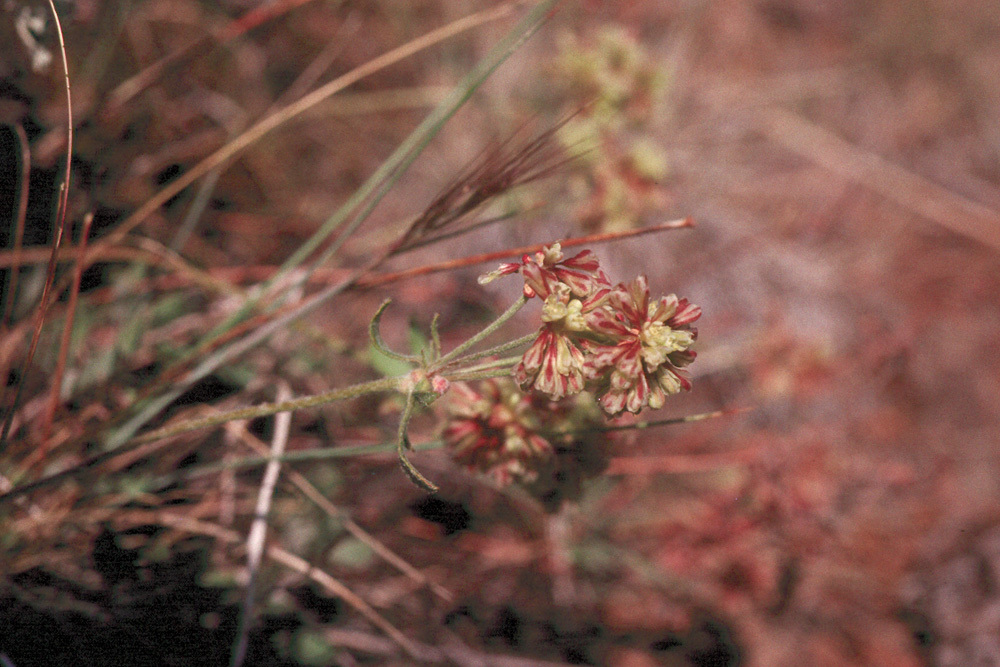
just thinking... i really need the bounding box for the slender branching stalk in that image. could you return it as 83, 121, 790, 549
438, 332, 537, 368
432, 295, 529, 369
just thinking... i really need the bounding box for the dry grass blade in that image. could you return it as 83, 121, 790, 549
92, 2, 520, 258
230, 383, 292, 667
0, 0, 72, 451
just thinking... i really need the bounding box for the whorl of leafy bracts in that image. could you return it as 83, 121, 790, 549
481, 243, 701, 415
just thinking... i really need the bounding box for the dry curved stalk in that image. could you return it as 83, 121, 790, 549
0, 0, 73, 451
40, 214, 93, 443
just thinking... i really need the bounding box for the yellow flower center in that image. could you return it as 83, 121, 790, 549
640, 321, 693, 367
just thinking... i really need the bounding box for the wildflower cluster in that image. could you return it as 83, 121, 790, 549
481, 243, 700, 416
442, 379, 609, 508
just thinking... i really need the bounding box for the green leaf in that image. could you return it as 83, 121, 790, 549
306, 463, 343, 496
367, 342, 413, 378
150, 293, 190, 324
572, 541, 618, 575
407, 318, 431, 357
328, 537, 375, 570
199, 568, 238, 589
292, 629, 338, 666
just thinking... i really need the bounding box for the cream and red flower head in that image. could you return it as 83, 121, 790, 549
478, 242, 605, 299
480, 243, 700, 416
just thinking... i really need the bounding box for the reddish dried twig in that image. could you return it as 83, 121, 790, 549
40, 213, 94, 443
0, 0, 73, 451
358, 216, 694, 288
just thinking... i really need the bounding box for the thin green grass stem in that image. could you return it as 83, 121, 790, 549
176, 440, 444, 484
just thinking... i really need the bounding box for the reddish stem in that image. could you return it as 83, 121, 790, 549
40, 213, 94, 444
0, 0, 73, 451
357, 217, 694, 288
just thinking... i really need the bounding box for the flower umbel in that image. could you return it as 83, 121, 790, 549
583, 276, 700, 414
481, 244, 701, 415
515, 281, 610, 399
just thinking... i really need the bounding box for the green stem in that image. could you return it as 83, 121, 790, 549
396, 389, 439, 493
441, 331, 536, 368
133, 376, 400, 445
446, 367, 519, 383
446, 355, 521, 377
433, 295, 528, 369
